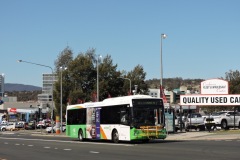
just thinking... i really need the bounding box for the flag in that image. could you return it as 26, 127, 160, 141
77, 99, 83, 104
67, 98, 71, 105
92, 92, 97, 102
160, 85, 168, 103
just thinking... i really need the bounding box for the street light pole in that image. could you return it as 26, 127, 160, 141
160, 33, 167, 87
96, 55, 102, 102
1, 73, 5, 97
17, 60, 54, 133
60, 66, 67, 133
118, 77, 131, 95
38, 104, 42, 134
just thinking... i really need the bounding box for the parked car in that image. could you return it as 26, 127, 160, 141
15, 121, 25, 129
204, 115, 216, 131
211, 111, 240, 130
174, 116, 186, 132
185, 113, 206, 131
37, 119, 51, 129
25, 121, 36, 130
46, 124, 66, 133
0, 122, 15, 131
0, 123, 7, 131
0, 120, 8, 125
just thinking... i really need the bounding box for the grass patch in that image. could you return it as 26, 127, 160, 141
213, 129, 240, 134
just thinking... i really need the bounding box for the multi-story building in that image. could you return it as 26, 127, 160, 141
149, 85, 200, 113
148, 88, 175, 104
38, 73, 57, 107
0, 73, 57, 123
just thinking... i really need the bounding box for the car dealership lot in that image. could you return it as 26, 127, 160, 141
167, 129, 240, 141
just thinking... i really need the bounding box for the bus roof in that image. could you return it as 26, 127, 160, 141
66, 95, 162, 110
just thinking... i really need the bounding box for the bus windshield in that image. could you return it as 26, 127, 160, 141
131, 99, 164, 128
133, 108, 156, 126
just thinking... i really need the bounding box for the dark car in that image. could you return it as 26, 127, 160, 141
25, 121, 36, 130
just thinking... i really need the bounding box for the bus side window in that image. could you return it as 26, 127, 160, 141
120, 109, 129, 125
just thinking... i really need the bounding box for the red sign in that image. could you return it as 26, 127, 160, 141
9, 108, 17, 113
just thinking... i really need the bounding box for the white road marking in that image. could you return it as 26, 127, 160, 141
15, 144, 20, 145
28, 145, 34, 147
44, 147, 50, 149
1, 132, 14, 135
90, 151, 99, 154
63, 149, 72, 151
0, 137, 135, 146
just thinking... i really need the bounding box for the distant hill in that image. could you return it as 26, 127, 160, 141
146, 78, 204, 90
5, 83, 42, 92
4, 78, 203, 92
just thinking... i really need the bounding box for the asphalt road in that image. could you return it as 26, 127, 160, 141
0, 131, 240, 160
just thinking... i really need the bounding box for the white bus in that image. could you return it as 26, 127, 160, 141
66, 95, 167, 143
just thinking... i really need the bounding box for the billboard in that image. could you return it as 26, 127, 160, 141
180, 94, 240, 106
201, 79, 228, 94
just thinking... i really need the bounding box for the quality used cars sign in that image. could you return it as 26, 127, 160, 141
180, 94, 240, 106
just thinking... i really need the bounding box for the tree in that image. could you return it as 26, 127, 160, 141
53, 47, 150, 116
54, 46, 73, 72
67, 49, 96, 103
98, 55, 123, 100
54, 46, 74, 116
225, 70, 240, 94
225, 69, 240, 112
126, 65, 148, 95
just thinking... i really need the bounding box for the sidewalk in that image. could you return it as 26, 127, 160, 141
28, 129, 240, 140
167, 129, 240, 140
18, 129, 67, 137
6, 128, 240, 141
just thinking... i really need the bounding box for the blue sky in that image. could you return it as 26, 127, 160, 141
1, 0, 240, 87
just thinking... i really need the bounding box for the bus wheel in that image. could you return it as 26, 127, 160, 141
79, 130, 84, 141
112, 130, 119, 143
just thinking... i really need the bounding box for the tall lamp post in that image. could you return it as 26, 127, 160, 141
160, 33, 167, 88
118, 77, 131, 95
60, 66, 67, 133
96, 55, 102, 102
17, 60, 54, 133
1, 73, 5, 97
38, 104, 42, 133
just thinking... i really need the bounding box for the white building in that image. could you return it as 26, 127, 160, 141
148, 88, 175, 104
